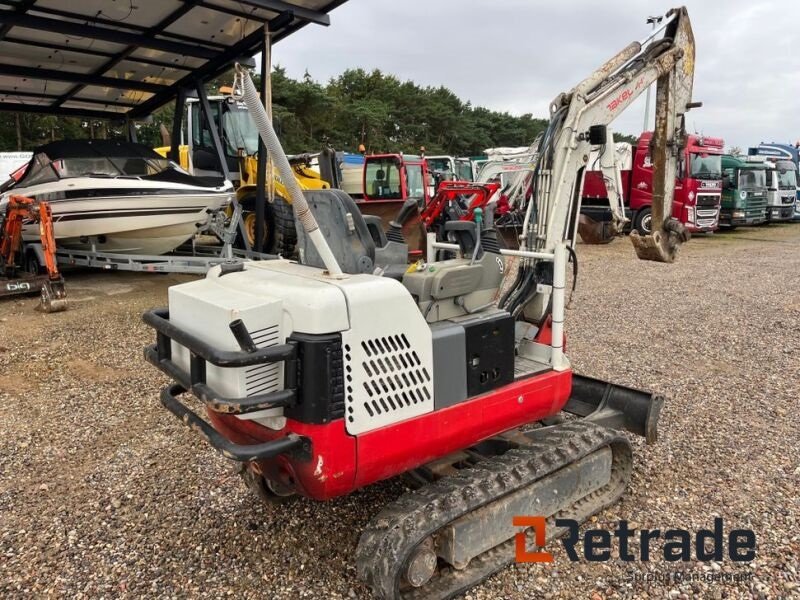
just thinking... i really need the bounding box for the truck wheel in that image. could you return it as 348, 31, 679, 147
235, 196, 275, 253
272, 196, 298, 258
634, 207, 653, 236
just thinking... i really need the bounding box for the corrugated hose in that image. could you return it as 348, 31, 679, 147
232, 64, 343, 276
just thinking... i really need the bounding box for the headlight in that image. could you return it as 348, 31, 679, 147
686, 207, 695, 223
733, 210, 745, 218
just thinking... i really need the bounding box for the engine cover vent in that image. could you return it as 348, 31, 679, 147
245, 324, 281, 396
344, 333, 434, 434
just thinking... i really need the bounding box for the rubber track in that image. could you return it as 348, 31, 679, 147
355, 420, 633, 600
272, 196, 297, 258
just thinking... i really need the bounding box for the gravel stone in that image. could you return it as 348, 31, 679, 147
1, 226, 799, 598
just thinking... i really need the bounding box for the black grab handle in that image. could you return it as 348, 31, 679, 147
160, 384, 309, 462
143, 308, 295, 368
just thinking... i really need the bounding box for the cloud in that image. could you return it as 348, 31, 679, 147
271, 0, 800, 150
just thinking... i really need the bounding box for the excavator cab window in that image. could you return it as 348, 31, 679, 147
366, 158, 402, 199
406, 164, 425, 198
455, 160, 473, 182
190, 102, 239, 174
221, 103, 259, 157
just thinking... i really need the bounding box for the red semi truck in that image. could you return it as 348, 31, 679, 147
581, 132, 724, 235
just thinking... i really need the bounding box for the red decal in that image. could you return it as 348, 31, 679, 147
607, 88, 633, 112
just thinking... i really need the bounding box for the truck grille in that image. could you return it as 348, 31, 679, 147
696, 193, 719, 208
696, 207, 719, 228
746, 195, 767, 220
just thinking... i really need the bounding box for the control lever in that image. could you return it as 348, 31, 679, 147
387, 198, 419, 243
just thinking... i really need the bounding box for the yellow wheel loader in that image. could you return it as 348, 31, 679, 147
155, 95, 329, 255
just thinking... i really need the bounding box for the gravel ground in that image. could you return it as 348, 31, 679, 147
1, 225, 799, 599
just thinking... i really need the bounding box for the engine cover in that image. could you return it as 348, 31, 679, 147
167, 259, 434, 435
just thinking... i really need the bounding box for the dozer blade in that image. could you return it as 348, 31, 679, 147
630, 220, 690, 263
577, 214, 618, 244
38, 279, 67, 313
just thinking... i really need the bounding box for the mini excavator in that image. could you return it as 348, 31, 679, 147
0, 195, 67, 312
144, 8, 698, 598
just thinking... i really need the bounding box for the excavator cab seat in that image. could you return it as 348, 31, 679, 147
442, 220, 479, 259
296, 190, 409, 275
297, 189, 376, 274
371, 169, 387, 198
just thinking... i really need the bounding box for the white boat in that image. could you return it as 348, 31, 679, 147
1, 140, 234, 256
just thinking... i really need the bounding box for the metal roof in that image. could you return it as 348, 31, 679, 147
0, 0, 347, 120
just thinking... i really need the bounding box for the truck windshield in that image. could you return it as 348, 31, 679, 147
222, 104, 260, 156
51, 156, 172, 179
776, 162, 798, 189
427, 158, 452, 176
455, 160, 474, 181
738, 169, 765, 190
690, 153, 722, 179
366, 158, 402, 199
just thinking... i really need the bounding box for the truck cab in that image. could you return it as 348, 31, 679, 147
720, 155, 767, 227
747, 156, 797, 223
747, 142, 800, 220
581, 132, 723, 235
751, 157, 796, 222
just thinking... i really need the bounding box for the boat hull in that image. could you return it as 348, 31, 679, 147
7, 180, 231, 256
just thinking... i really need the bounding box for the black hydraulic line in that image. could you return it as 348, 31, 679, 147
566, 245, 578, 307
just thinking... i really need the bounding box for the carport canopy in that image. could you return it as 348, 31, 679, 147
0, 0, 347, 121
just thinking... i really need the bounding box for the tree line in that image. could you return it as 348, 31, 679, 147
0, 67, 638, 156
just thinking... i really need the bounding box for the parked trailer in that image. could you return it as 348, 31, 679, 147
24, 205, 272, 275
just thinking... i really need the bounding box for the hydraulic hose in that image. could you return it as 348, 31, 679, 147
233, 64, 343, 276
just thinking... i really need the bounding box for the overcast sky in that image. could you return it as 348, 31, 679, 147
269, 0, 800, 152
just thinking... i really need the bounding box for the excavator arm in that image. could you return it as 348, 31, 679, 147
501, 7, 698, 323
525, 6, 697, 259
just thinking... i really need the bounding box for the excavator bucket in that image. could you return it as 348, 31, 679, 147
630, 220, 690, 263
578, 214, 618, 245
39, 277, 67, 313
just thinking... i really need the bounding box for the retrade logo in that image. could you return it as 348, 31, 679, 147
515, 517, 756, 563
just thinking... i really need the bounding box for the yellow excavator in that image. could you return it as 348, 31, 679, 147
155, 94, 330, 255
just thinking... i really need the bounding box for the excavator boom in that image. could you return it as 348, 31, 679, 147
522, 7, 697, 261
500, 7, 698, 323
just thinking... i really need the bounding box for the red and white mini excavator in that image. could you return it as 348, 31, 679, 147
0, 195, 67, 312
145, 8, 698, 598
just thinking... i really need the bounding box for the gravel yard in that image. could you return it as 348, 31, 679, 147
1, 225, 799, 599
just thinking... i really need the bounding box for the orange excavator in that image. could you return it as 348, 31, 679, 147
0, 195, 67, 312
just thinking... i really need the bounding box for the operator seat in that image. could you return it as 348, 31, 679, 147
372, 169, 386, 198
296, 189, 376, 274
296, 189, 408, 275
